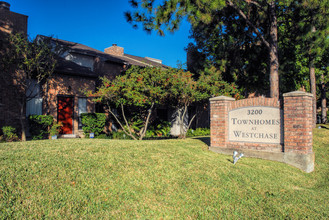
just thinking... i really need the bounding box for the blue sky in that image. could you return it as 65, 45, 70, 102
8, 0, 192, 67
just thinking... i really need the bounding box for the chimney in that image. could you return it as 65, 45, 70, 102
104, 44, 124, 56
0, 1, 10, 10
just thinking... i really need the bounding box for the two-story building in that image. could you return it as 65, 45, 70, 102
0, 2, 169, 138
37, 37, 168, 137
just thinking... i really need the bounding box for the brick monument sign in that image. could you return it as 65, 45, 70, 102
209, 91, 314, 172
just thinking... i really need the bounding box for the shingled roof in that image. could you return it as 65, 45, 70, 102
110, 53, 169, 69
44, 37, 127, 65
54, 56, 97, 78
38, 35, 169, 69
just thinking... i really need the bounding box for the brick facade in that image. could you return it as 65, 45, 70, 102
210, 96, 235, 148
0, 1, 168, 138
104, 44, 124, 56
283, 91, 313, 154
210, 96, 282, 151
43, 74, 96, 136
0, 3, 28, 135
0, 4, 27, 35
209, 91, 314, 172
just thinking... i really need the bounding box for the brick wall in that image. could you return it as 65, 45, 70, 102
209, 91, 314, 172
283, 91, 313, 154
210, 96, 282, 151
104, 44, 124, 56
43, 74, 95, 135
210, 96, 235, 148
0, 6, 28, 135
93, 57, 125, 86
0, 8, 28, 35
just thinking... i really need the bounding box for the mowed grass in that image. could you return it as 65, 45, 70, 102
0, 129, 328, 219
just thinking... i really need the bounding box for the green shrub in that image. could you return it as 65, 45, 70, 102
145, 120, 171, 138
187, 128, 210, 137
81, 113, 106, 136
49, 121, 62, 136
28, 115, 54, 140
1, 126, 19, 142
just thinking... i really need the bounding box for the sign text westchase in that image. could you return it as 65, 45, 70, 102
228, 107, 282, 144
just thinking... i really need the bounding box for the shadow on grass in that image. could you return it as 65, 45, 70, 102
317, 124, 329, 130
192, 137, 235, 164
192, 136, 210, 146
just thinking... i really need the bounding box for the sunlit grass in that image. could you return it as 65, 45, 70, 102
0, 129, 328, 219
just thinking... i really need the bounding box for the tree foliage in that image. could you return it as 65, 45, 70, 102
186, 5, 269, 96
88, 66, 169, 140
126, 0, 329, 102
167, 66, 239, 138
0, 33, 58, 140
126, 0, 282, 98
1, 33, 57, 84
88, 65, 238, 139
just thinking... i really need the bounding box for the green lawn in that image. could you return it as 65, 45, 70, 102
0, 128, 328, 219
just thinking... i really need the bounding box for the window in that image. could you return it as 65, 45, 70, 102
65, 54, 94, 71
26, 98, 42, 116
78, 98, 87, 129
26, 79, 42, 117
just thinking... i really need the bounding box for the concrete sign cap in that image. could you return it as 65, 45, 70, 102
283, 91, 313, 97
209, 96, 235, 101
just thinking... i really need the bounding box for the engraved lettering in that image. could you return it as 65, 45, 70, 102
229, 107, 282, 144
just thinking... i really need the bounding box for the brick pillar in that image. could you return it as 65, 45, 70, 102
209, 96, 235, 148
283, 91, 313, 154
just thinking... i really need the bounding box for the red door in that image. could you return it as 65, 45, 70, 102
58, 96, 73, 134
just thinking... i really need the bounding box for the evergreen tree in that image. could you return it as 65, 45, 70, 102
186, 5, 269, 96
279, 0, 329, 125
126, 0, 284, 98
126, 0, 329, 102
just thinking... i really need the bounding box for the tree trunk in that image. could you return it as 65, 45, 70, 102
139, 102, 154, 140
309, 60, 317, 127
107, 105, 137, 140
227, 0, 279, 99
180, 106, 188, 139
269, 1, 279, 99
19, 102, 26, 141
321, 73, 327, 124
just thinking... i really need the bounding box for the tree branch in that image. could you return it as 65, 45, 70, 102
120, 103, 135, 138
139, 102, 154, 140
179, 105, 188, 138
241, 0, 262, 10
108, 105, 137, 140
186, 113, 197, 136
227, 0, 270, 49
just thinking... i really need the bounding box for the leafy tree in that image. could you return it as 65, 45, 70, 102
163, 67, 238, 139
165, 68, 201, 138
89, 65, 238, 139
197, 66, 241, 100
0, 33, 58, 141
88, 66, 169, 140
